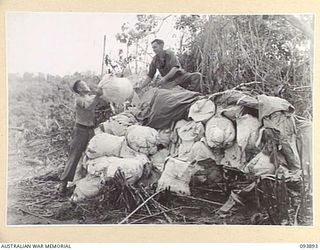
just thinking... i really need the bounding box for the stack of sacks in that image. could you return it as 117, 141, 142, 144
126, 125, 159, 155
209, 114, 262, 171
242, 151, 276, 176
220, 106, 244, 120
188, 138, 218, 162
218, 114, 260, 170
88, 156, 146, 184
150, 148, 170, 172
72, 90, 306, 201
177, 121, 205, 161
205, 116, 235, 148
86, 133, 125, 159
236, 114, 260, 153
188, 99, 216, 123
72, 124, 158, 201
188, 139, 224, 185
150, 126, 172, 172
119, 140, 150, 164
178, 121, 204, 142
169, 120, 188, 156
158, 128, 172, 148
85, 155, 147, 183
85, 156, 110, 176
203, 93, 260, 172
220, 143, 244, 170
70, 175, 103, 202
96, 110, 138, 136
155, 103, 235, 195
156, 117, 227, 194
74, 123, 163, 198
216, 113, 260, 170
140, 122, 173, 172
157, 157, 202, 195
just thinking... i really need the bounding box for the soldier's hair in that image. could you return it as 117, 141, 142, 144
73, 80, 82, 94
151, 39, 164, 46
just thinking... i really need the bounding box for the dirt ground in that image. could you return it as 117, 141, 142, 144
6, 154, 246, 225
6, 160, 313, 226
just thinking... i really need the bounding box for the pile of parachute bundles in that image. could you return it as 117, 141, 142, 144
70, 86, 312, 213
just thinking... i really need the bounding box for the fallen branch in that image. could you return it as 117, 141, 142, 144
129, 206, 199, 224
76, 203, 91, 214
130, 208, 172, 224
194, 186, 224, 193
137, 192, 152, 215
208, 81, 261, 99
140, 187, 172, 223
232, 81, 262, 90
118, 190, 162, 224
25, 199, 51, 206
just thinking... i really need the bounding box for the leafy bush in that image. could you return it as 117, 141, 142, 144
175, 15, 313, 118
8, 72, 108, 168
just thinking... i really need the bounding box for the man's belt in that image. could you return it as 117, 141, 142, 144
75, 123, 95, 129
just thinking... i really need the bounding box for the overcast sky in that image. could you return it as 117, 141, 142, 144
6, 12, 178, 76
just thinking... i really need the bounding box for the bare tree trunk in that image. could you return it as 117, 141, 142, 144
101, 35, 106, 78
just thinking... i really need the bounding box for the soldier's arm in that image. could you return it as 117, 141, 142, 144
76, 94, 101, 109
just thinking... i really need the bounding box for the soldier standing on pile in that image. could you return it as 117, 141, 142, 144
59, 80, 103, 195
140, 39, 202, 92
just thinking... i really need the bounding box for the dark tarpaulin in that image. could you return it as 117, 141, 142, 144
210, 89, 258, 109
137, 88, 201, 129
